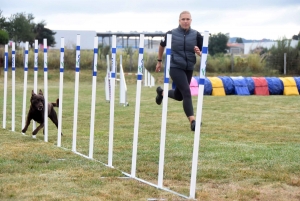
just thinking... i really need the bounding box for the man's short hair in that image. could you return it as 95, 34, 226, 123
179, 11, 191, 19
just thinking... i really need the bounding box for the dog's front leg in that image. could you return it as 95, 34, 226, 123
49, 109, 63, 136
32, 123, 44, 136
22, 114, 32, 134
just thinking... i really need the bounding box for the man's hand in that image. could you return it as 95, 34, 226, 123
155, 62, 162, 72
194, 46, 202, 56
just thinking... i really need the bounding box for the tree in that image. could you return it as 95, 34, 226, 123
235, 37, 243, 43
0, 29, 9, 44
0, 10, 7, 30
266, 37, 299, 74
33, 21, 56, 47
102, 45, 111, 58
292, 32, 300, 40
97, 44, 111, 60
208, 32, 229, 56
123, 46, 134, 72
7, 12, 35, 44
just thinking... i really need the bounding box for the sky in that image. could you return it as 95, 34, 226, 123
1, 0, 300, 41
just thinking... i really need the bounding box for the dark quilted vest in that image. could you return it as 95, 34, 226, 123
171, 26, 197, 70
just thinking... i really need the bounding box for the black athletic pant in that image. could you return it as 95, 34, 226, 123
168, 67, 194, 117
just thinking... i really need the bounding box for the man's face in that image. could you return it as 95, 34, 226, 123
179, 13, 192, 30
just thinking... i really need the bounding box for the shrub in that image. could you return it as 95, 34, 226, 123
206, 54, 231, 73
231, 54, 263, 74
265, 38, 300, 74
0, 29, 9, 45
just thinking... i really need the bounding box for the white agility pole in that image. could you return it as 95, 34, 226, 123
130, 34, 144, 177
147, 69, 151, 86
43, 39, 48, 142
189, 30, 209, 199
119, 55, 128, 106
72, 34, 81, 152
57, 38, 64, 147
11, 43, 16, 131
158, 34, 172, 188
105, 54, 110, 102
115, 56, 118, 87
144, 68, 155, 87
151, 75, 155, 87
33, 40, 38, 131
21, 43, 29, 133
3, 45, 8, 129
119, 54, 122, 104
89, 36, 98, 159
108, 35, 116, 167
144, 68, 148, 86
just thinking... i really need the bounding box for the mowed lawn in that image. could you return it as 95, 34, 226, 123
0, 69, 300, 201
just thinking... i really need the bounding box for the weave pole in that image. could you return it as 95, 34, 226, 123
72, 34, 81, 152
11, 43, 16, 131
144, 68, 148, 86
189, 30, 209, 199
3, 45, 8, 129
33, 40, 38, 131
57, 37, 64, 147
43, 39, 49, 142
119, 55, 128, 106
21, 42, 29, 133
88, 36, 98, 159
151, 75, 155, 87
108, 35, 116, 167
147, 69, 151, 86
105, 54, 110, 102
120, 34, 189, 199
158, 34, 172, 188
130, 34, 144, 178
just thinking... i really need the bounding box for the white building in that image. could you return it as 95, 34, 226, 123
243, 40, 299, 54
227, 40, 299, 55
51, 30, 163, 52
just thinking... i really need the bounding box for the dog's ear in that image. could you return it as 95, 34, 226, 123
39, 89, 43, 95
32, 90, 36, 96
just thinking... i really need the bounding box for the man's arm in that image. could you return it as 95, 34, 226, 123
155, 45, 165, 72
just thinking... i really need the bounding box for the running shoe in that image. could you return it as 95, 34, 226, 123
155, 86, 163, 105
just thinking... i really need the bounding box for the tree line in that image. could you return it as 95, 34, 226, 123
0, 10, 56, 47
0, 10, 299, 75
0, 9, 231, 56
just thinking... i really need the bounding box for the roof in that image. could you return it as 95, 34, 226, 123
227, 43, 244, 48
96, 31, 165, 38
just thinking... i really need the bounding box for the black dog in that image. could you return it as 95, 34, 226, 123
22, 89, 62, 137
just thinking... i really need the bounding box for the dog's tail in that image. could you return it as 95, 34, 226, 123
51, 99, 59, 107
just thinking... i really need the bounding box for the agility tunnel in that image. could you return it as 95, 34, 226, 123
279, 77, 299, 95
192, 76, 212, 95
230, 76, 250, 95
173, 77, 212, 96
218, 76, 235, 95
191, 76, 300, 96
207, 77, 226, 96
251, 77, 269, 95
190, 77, 199, 96
245, 77, 255, 95
294, 77, 300, 93
265, 77, 284, 95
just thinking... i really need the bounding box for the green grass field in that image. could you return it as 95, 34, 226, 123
1, 69, 300, 200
